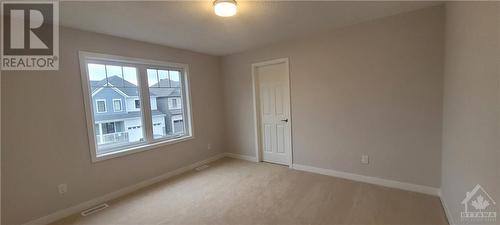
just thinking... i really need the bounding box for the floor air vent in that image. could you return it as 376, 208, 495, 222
195, 165, 209, 171
81, 203, 109, 216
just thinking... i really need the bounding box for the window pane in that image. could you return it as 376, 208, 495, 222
106, 65, 122, 79
149, 69, 185, 140
169, 71, 180, 87
113, 100, 122, 111
158, 70, 170, 87
123, 67, 138, 87
90, 64, 145, 155
97, 100, 106, 112
88, 64, 106, 87
147, 69, 158, 87
168, 97, 182, 109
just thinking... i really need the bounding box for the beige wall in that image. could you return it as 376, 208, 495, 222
222, 6, 444, 188
1, 27, 225, 225
441, 3, 500, 225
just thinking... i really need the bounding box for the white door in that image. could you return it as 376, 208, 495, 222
256, 60, 291, 165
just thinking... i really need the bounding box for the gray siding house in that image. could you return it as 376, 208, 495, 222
91, 76, 183, 154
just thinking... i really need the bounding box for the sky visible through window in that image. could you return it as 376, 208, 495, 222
88, 63, 138, 86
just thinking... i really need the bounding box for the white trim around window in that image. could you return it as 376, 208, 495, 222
96, 99, 107, 113
168, 97, 182, 110
79, 51, 195, 162
113, 99, 123, 112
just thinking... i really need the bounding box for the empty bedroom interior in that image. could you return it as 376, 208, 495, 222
1, 1, 499, 225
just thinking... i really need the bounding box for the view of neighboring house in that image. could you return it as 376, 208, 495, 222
91, 75, 184, 154
149, 75, 185, 136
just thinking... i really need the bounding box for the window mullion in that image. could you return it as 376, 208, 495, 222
181, 69, 192, 137
138, 65, 154, 143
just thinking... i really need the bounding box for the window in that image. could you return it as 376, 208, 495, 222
171, 115, 184, 134
96, 100, 106, 113
147, 69, 188, 139
113, 99, 122, 112
80, 52, 193, 162
135, 99, 140, 109
168, 97, 181, 110
172, 98, 177, 108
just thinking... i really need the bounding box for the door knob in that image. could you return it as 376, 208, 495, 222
281, 119, 288, 122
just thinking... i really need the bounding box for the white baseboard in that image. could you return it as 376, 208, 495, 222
291, 163, 440, 196
438, 190, 456, 225
224, 152, 258, 162
22, 153, 226, 225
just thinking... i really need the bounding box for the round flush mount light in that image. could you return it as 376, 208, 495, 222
213, 0, 237, 17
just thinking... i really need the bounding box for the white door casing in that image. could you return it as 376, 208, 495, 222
252, 58, 292, 166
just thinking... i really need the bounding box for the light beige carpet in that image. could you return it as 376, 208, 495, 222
51, 158, 448, 225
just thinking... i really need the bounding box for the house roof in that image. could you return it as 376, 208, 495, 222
149, 79, 181, 97
91, 76, 181, 97
94, 110, 164, 122
91, 76, 142, 97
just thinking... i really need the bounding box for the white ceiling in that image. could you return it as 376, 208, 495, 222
61, 1, 440, 56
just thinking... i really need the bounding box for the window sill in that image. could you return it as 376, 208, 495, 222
92, 135, 194, 162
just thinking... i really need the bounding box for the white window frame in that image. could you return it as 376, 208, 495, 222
96, 99, 107, 113
113, 99, 123, 112
79, 51, 194, 162
171, 98, 178, 108
168, 97, 182, 110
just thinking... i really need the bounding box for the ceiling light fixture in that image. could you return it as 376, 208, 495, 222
213, 0, 237, 17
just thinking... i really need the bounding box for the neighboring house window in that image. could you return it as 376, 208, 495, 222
147, 68, 189, 139
81, 52, 193, 162
96, 100, 106, 113
103, 122, 116, 133
172, 98, 177, 108
171, 115, 184, 134
113, 99, 122, 112
168, 97, 181, 109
